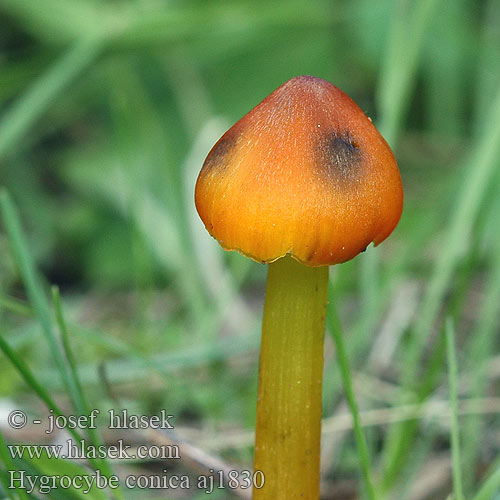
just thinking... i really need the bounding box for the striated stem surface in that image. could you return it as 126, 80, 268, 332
253, 255, 328, 499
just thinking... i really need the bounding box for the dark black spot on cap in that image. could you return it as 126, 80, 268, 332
202, 130, 238, 173
315, 131, 362, 182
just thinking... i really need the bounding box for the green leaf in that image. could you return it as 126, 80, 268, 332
23, 455, 110, 500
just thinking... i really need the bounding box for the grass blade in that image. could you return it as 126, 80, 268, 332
380, 81, 500, 488
0, 430, 24, 500
50, 287, 87, 418
0, 295, 33, 317
446, 318, 464, 500
0, 37, 102, 160
377, 0, 439, 144
328, 300, 377, 500
0, 186, 121, 493
1, 313, 124, 499
405, 81, 500, 384
352, 0, 439, 440
0, 331, 122, 492
461, 224, 500, 492
0, 334, 83, 446
0, 190, 82, 411
471, 457, 500, 500
51, 286, 124, 500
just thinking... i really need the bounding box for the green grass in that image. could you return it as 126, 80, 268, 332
0, 37, 103, 160
327, 301, 377, 500
446, 318, 464, 500
1, 0, 500, 499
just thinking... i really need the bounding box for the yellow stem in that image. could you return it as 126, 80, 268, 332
253, 255, 328, 499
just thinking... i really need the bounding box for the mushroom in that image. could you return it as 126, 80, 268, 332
195, 76, 403, 499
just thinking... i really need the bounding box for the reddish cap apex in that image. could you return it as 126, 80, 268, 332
195, 76, 403, 266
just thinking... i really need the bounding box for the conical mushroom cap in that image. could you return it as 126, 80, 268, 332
195, 76, 403, 266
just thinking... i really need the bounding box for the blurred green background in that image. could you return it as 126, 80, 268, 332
1, 0, 500, 499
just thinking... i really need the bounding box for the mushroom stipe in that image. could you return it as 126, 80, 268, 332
195, 75, 403, 499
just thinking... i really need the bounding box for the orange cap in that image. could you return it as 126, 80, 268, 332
195, 76, 403, 266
